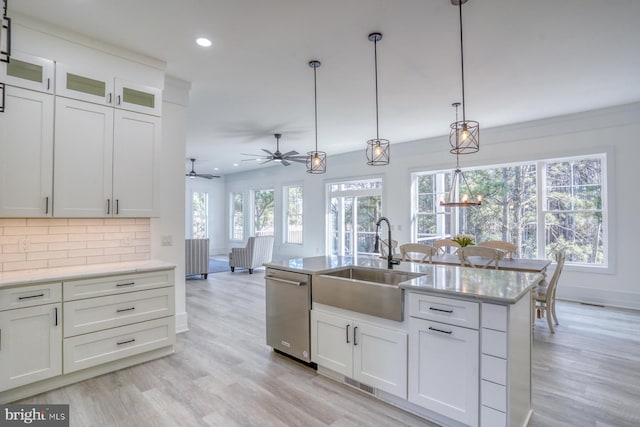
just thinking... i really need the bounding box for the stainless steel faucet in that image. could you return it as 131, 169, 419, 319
374, 217, 401, 269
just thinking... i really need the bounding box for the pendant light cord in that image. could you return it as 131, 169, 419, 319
374, 38, 380, 140
313, 65, 318, 153
458, 1, 466, 123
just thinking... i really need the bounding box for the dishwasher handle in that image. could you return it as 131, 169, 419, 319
266, 276, 307, 286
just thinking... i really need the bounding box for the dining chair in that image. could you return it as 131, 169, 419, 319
378, 239, 399, 258
433, 239, 461, 255
457, 246, 505, 269
534, 248, 566, 333
478, 240, 517, 259
399, 243, 437, 263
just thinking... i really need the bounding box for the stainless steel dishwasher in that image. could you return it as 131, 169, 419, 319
265, 267, 313, 364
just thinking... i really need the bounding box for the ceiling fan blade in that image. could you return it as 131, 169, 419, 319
261, 149, 274, 156
242, 157, 268, 162
260, 159, 274, 165
281, 159, 291, 166
281, 150, 298, 157
287, 158, 307, 164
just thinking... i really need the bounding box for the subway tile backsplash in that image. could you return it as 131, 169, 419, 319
0, 218, 150, 272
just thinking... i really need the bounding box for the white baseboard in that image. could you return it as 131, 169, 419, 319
558, 285, 640, 310
175, 311, 189, 333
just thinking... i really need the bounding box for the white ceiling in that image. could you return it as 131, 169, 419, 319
10, 0, 640, 175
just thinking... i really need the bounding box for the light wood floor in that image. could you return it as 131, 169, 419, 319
19, 270, 640, 427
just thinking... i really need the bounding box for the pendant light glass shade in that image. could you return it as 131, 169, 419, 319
449, 0, 479, 155
366, 32, 390, 166
307, 60, 327, 174
441, 102, 481, 207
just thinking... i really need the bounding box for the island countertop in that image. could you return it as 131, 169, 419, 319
265, 255, 542, 304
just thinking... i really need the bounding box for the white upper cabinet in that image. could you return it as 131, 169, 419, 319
0, 86, 53, 217
53, 97, 113, 217
112, 109, 160, 217
53, 97, 159, 217
55, 62, 114, 106
114, 78, 161, 116
56, 63, 161, 116
0, 51, 54, 93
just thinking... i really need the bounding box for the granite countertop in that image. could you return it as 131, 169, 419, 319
0, 260, 176, 289
265, 255, 542, 304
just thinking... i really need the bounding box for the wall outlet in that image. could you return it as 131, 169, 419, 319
161, 235, 173, 246
19, 238, 31, 252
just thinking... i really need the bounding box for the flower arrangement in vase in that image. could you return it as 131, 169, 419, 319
452, 234, 475, 247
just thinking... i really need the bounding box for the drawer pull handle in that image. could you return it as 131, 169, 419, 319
353, 326, 358, 346
346, 324, 350, 343
116, 282, 135, 287
429, 307, 453, 314
117, 338, 136, 346
116, 307, 136, 313
428, 326, 453, 335
266, 276, 305, 286
18, 293, 45, 300
54, 307, 58, 326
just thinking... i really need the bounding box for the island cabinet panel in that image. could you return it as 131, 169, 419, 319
311, 308, 407, 399
408, 317, 479, 427
409, 292, 479, 330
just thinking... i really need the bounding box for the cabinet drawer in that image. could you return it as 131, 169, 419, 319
481, 329, 507, 359
63, 317, 175, 373
64, 287, 174, 337
481, 405, 506, 427
481, 380, 507, 412
482, 303, 507, 332
481, 354, 507, 386
64, 270, 174, 300
409, 293, 479, 329
0, 283, 62, 311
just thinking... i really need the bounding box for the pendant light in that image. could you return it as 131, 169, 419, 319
440, 102, 482, 207
449, 0, 479, 155
306, 60, 327, 174
366, 32, 390, 166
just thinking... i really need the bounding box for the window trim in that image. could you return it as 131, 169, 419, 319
229, 191, 244, 242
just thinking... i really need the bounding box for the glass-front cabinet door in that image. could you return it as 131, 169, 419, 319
115, 78, 162, 116
55, 62, 114, 106
0, 50, 54, 93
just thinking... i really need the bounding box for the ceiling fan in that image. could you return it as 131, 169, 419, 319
242, 133, 307, 166
186, 158, 220, 179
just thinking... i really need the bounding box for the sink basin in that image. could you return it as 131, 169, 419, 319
313, 267, 424, 321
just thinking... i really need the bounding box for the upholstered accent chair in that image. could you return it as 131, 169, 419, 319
229, 236, 275, 274
185, 238, 210, 279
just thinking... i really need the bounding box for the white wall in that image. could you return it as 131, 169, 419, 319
151, 76, 190, 333
224, 102, 640, 310
185, 177, 226, 255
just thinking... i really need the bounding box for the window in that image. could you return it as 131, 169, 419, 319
231, 192, 244, 240
411, 154, 606, 267
254, 188, 275, 236
192, 191, 208, 239
284, 185, 303, 244
328, 178, 383, 256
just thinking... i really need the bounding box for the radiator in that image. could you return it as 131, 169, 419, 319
185, 238, 209, 276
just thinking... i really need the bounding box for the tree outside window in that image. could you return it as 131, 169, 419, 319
192, 192, 208, 239
231, 192, 244, 240
285, 185, 303, 244
412, 154, 606, 266
254, 189, 274, 236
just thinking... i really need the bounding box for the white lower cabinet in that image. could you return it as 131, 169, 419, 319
408, 317, 479, 427
311, 309, 407, 398
0, 266, 176, 403
0, 300, 62, 392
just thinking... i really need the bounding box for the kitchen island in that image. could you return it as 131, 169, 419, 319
265, 255, 543, 427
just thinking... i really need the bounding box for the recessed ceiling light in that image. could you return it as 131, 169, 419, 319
214, 167, 219, 171
196, 38, 212, 47
233, 163, 239, 167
